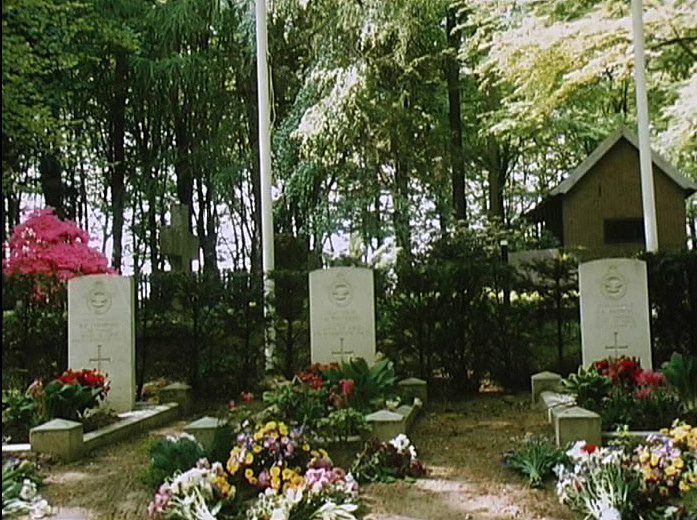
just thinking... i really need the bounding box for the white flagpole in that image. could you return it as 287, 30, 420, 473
631, 0, 659, 252
256, 0, 276, 369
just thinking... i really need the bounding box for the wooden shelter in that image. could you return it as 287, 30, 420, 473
526, 127, 696, 259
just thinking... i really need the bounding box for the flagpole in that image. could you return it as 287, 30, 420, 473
630, 0, 659, 252
256, 0, 276, 369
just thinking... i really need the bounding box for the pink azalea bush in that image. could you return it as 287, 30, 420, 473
3, 208, 114, 281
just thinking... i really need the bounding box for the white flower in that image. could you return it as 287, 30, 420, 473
311, 501, 359, 520
413, 397, 423, 408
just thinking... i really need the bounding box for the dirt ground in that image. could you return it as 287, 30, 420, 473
23, 394, 580, 520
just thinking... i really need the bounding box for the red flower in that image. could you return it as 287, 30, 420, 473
634, 370, 666, 387
581, 444, 598, 454
240, 392, 255, 402
339, 379, 355, 397
635, 388, 652, 400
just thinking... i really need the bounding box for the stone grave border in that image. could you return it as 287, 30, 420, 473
1, 383, 192, 461
530, 371, 662, 447
183, 377, 428, 465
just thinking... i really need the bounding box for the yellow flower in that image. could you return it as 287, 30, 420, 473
249, 476, 258, 486
270, 466, 281, 478
282, 468, 294, 480
279, 424, 289, 435
253, 445, 263, 454
650, 454, 660, 467
674, 458, 684, 469
254, 431, 263, 441
214, 477, 234, 499
271, 477, 281, 490
302, 444, 310, 451
665, 465, 679, 477
319, 449, 329, 459
310, 450, 320, 458
245, 453, 254, 465
266, 421, 278, 431
226, 461, 239, 475
679, 480, 690, 494
245, 468, 254, 479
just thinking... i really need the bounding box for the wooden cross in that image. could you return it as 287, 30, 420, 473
89, 345, 111, 372
159, 204, 199, 272
331, 338, 354, 362
604, 331, 629, 358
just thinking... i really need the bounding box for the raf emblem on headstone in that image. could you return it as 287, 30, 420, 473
600, 266, 626, 300
86, 280, 113, 314
329, 274, 353, 306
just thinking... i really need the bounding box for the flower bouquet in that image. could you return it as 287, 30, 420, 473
43, 369, 110, 421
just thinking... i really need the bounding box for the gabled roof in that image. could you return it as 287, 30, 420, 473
549, 126, 697, 196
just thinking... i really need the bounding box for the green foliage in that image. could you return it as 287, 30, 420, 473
562, 366, 612, 411
321, 357, 396, 412
661, 352, 697, 416
315, 408, 371, 443
1, 389, 40, 443
43, 374, 108, 422
141, 433, 207, 489
263, 381, 330, 430
502, 434, 567, 487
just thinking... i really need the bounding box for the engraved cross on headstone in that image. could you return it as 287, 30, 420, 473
160, 203, 199, 272
331, 338, 354, 363
604, 331, 629, 359
89, 344, 111, 372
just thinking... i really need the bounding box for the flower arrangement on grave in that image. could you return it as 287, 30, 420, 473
42, 369, 110, 421
225, 420, 331, 499
245, 466, 359, 520
350, 434, 425, 484
636, 421, 696, 501
148, 459, 235, 520
553, 421, 697, 520
562, 356, 682, 430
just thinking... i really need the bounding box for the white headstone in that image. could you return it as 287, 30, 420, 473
309, 267, 376, 364
579, 258, 652, 369
68, 275, 136, 412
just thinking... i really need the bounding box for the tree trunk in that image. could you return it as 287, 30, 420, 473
39, 154, 65, 218
446, 8, 466, 223
244, 63, 264, 274
110, 49, 128, 272
393, 156, 412, 271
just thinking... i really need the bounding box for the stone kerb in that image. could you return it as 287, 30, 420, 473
26, 403, 180, 461
365, 410, 405, 442
30, 419, 84, 461
159, 382, 193, 416
397, 377, 427, 404
554, 406, 602, 447
539, 391, 576, 424
530, 371, 563, 405
184, 416, 223, 450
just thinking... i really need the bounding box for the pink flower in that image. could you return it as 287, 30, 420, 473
240, 392, 255, 402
